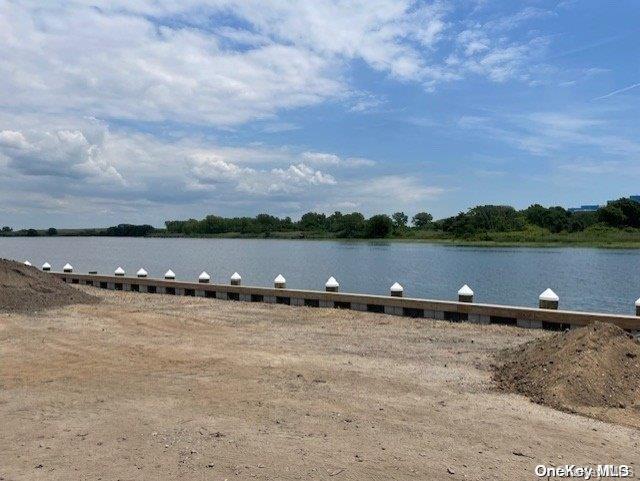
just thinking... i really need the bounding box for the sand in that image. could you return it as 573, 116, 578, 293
494, 322, 640, 428
0, 259, 96, 312
1, 287, 638, 480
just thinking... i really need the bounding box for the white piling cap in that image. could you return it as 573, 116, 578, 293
231, 272, 242, 281
539, 288, 559, 302
199, 271, 210, 281
458, 284, 474, 296
136, 268, 148, 277
635, 297, 640, 307
42, 262, 51, 270
24, 260, 32, 266
274, 274, 286, 283
63, 263, 73, 271
164, 269, 176, 279
114, 267, 125, 275
325, 276, 339, 288
390, 282, 404, 292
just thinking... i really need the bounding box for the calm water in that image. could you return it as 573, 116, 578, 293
1, 237, 639, 314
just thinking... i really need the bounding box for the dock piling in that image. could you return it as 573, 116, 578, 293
458, 284, 474, 303
539, 288, 559, 310
274, 274, 286, 289
325, 276, 339, 292
390, 282, 403, 297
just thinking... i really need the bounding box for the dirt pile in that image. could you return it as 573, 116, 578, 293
0, 258, 96, 312
494, 322, 640, 416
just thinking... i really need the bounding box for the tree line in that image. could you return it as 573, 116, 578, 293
163, 197, 640, 238
2, 198, 639, 238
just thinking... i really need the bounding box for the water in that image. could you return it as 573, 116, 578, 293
1, 237, 639, 314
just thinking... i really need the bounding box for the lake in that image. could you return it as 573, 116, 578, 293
1, 237, 639, 314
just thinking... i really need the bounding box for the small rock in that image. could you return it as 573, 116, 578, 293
447, 467, 455, 475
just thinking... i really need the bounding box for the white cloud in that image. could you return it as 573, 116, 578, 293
302, 152, 376, 168
457, 110, 640, 158
0, 0, 552, 129
0, 128, 123, 183
0, 117, 448, 225
189, 154, 336, 195
0, 130, 31, 150
0, 1, 558, 225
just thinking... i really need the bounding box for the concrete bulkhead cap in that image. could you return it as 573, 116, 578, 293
325, 276, 339, 288
539, 288, 559, 301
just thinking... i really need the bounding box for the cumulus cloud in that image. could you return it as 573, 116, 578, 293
189, 154, 336, 195
0, 128, 123, 183
0, 130, 30, 150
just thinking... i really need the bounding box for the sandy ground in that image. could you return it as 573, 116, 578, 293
1, 288, 638, 480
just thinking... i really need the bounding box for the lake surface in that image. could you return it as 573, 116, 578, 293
1, 237, 639, 314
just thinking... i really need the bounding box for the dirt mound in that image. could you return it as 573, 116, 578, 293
494, 322, 640, 418
0, 258, 96, 312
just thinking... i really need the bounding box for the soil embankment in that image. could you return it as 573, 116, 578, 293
0, 258, 96, 312
495, 322, 640, 427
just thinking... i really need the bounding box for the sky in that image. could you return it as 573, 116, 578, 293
0, 0, 639, 229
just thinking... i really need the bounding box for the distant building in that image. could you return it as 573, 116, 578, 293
568, 205, 600, 213
606, 195, 640, 205
569, 195, 639, 212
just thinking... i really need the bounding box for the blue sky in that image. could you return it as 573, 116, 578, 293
0, 0, 638, 228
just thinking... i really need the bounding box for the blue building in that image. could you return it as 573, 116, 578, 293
569, 195, 639, 212
568, 205, 600, 213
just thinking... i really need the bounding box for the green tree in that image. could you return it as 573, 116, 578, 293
47, 227, 58, 236
466, 205, 524, 232
299, 212, 327, 231
335, 212, 365, 238
523, 204, 570, 233
598, 198, 640, 228
365, 214, 393, 238
392, 212, 408, 232
412, 212, 433, 229
326, 211, 343, 233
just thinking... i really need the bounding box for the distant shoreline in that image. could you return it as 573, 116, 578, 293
3, 232, 640, 249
